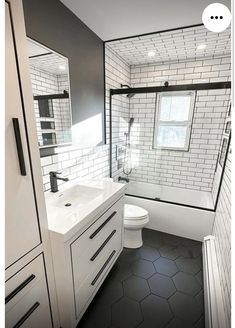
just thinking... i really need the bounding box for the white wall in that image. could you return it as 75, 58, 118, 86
212, 144, 231, 327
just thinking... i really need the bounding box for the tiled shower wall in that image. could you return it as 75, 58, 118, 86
128, 56, 231, 191
105, 46, 131, 181
212, 144, 231, 327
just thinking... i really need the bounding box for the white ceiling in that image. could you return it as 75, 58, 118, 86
60, 0, 231, 41
27, 39, 68, 75
107, 25, 231, 66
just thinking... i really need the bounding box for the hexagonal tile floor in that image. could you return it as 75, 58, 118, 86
78, 228, 204, 328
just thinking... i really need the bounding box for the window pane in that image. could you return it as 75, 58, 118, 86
160, 95, 191, 121
157, 125, 187, 148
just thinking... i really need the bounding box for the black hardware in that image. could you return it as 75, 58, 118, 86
118, 176, 129, 183
110, 82, 231, 96
91, 250, 116, 286
12, 118, 26, 176
90, 230, 117, 261
89, 212, 117, 239
49, 171, 69, 193
12, 302, 40, 328
34, 90, 69, 101
5, 274, 36, 304
164, 81, 169, 87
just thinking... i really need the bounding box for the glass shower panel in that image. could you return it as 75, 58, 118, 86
111, 89, 230, 211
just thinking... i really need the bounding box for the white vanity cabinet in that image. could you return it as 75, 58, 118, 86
5, 254, 52, 328
49, 192, 125, 327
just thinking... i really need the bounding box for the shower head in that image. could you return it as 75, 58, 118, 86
127, 117, 134, 135
129, 117, 134, 126
127, 93, 135, 98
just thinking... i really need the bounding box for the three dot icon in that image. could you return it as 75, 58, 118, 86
202, 3, 231, 32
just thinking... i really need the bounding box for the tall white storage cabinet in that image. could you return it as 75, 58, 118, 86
5, 1, 59, 326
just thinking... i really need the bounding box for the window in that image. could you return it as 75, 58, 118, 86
153, 91, 195, 150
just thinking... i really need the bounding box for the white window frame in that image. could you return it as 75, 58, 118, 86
153, 90, 196, 151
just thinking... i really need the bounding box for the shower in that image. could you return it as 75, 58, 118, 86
123, 117, 134, 175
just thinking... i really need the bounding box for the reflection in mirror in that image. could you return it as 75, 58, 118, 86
27, 38, 72, 148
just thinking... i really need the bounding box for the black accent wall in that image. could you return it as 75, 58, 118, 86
23, 0, 105, 144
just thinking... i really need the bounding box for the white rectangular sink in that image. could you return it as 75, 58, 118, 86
50, 184, 103, 209
45, 179, 126, 241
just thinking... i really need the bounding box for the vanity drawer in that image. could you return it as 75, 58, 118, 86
74, 233, 121, 317
71, 197, 124, 284
5, 255, 52, 328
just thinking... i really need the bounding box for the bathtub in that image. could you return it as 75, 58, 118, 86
124, 180, 215, 242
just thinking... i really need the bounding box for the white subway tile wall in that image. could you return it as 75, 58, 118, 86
212, 145, 231, 327
105, 46, 131, 180
124, 57, 230, 191
40, 146, 109, 191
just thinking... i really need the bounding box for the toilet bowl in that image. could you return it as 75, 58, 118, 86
124, 204, 149, 248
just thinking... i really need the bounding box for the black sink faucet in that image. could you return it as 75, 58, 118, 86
118, 176, 129, 183
49, 171, 69, 192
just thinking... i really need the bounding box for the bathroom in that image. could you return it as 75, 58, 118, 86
4, 0, 232, 328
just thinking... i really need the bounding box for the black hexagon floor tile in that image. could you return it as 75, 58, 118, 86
141, 294, 173, 327
123, 276, 150, 301
138, 245, 161, 262
194, 316, 205, 328
161, 233, 182, 246
195, 289, 204, 312
111, 297, 143, 328
169, 292, 202, 325
154, 257, 179, 277
159, 245, 180, 260
173, 272, 201, 296
148, 273, 176, 298
175, 258, 200, 275
109, 261, 132, 282
195, 270, 203, 286
79, 301, 111, 328
118, 248, 140, 263
78, 229, 204, 328
142, 229, 164, 248
165, 317, 194, 328
96, 277, 123, 305
131, 259, 156, 279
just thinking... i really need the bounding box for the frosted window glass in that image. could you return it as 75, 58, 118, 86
160, 95, 191, 121
157, 126, 187, 148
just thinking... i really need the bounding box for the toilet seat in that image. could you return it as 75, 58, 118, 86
124, 204, 148, 220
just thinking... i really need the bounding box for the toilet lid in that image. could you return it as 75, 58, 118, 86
124, 204, 148, 220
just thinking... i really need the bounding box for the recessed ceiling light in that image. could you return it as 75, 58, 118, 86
59, 65, 66, 70
148, 51, 156, 57
197, 44, 207, 50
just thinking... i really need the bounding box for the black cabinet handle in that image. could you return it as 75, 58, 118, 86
5, 274, 36, 304
12, 302, 40, 328
90, 230, 117, 261
12, 118, 26, 176
89, 211, 117, 239
91, 250, 116, 286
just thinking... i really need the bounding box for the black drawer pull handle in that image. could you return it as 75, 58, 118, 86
13, 302, 40, 328
12, 118, 26, 176
90, 230, 117, 261
91, 250, 116, 286
5, 274, 36, 304
89, 211, 117, 239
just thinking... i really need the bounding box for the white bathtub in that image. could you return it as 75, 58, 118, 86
124, 180, 215, 242
126, 180, 214, 209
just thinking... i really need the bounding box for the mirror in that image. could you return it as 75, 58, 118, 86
27, 38, 72, 148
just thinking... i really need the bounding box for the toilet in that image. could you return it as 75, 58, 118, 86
124, 204, 149, 248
